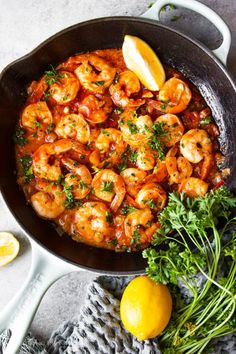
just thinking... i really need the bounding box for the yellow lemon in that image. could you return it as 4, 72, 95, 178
0, 232, 20, 267
120, 275, 172, 341
122, 35, 166, 91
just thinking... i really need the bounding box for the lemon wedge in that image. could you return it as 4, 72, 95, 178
122, 35, 166, 91
0, 232, 20, 267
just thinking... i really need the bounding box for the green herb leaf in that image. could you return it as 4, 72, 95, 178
79, 180, 87, 189
106, 211, 113, 224
46, 123, 55, 134
129, 150, 138, 164
44, 66, 64, 85
94, 80, 105, 86
200, 116, 213, 126
63, 182, 74, 209
13, 126, 28, 146
121, 205, 138, 215
20, 155, 34, 183
131, 227, 141, 245
101, 181, 114, 192
127, 120, 138, 134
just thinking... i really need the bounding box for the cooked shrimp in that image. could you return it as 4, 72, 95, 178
166, 156, 193, 184
179, 177, 208, 197
124, 208, 156, 244
120, 168, 147, 185
50, 71, 80, 104
94, 128, 127, 166
21, 102, 53, 130
165, 145, 192, 184
91, 169, 126, 212
62, 158, 92, 199
55, 113, 90, 144
158, 77, 192, 114
120, 168, 147, 197
136, 148, 156, 171
74, 202, 114, 243
180, 129, 213, 163
135, 183, 167, 210
31, 180, 66, 219
74, 54, 116, 93
79, 95, 113, 124
119, 111, 153, 148
109, 70, 145, 108
33, 139, 89, 181
155, 114, 185, 147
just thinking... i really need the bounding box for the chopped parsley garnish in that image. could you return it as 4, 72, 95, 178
43, 89, 54, 101
101, 181, 114, 192
105, 211, 113, 224
75, 199, 83, 207
13, 126, 28, 146
63, 182, 74, 209
79, 180, 87, 189
148, 2, 154, 8
44, 66, 64, 85
146, 199, 156, 209
63, 95, 68, 101
46, 123, 55, 134
117, 148, 129, 172
102, 161, 110, 169
129, 150, 138, 164
127, 120, 138, 134
121, 205, 138, 215
54, 174, 64, 185
20, 155, 34, 183
131, 227, 141, 245
114, 107, 124, 115
80, 154, 85, 160
200, 116, 213, 126
33, 121, 42, 129
101, 129, 110, 136
107, 239, 118, 246
94, 80, 104, 86
148, 122, 168, 161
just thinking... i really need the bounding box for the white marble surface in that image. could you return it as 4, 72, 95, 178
0, 0, 235, 343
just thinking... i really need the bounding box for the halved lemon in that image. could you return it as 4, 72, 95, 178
122, 35, 166, 91
0, 232, 20, 267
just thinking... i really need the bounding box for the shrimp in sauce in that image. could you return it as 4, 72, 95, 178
15, 47, 227, 252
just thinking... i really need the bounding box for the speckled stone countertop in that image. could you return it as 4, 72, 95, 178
0, 0, 235, 342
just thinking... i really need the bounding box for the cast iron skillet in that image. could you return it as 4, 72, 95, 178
0, 0, 236, 353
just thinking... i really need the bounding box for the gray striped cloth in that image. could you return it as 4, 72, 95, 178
0, 276, 235, 354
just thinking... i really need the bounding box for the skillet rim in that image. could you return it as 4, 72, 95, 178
0, 16, 235, 275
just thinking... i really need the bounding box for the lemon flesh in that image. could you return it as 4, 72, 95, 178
120, 275, 172, 341
0, 232, 20, 267
122, 35, 166, 91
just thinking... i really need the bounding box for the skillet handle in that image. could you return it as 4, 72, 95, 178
0, 240, 76, 354
141, 0, 231, 65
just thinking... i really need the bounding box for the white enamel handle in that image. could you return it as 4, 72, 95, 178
142, 0, 231, 65
0, 240, 76, 354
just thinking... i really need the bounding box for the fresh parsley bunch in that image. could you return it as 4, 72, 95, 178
143, 186, 236, 353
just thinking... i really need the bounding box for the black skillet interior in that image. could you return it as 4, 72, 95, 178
0, 17, 236, 274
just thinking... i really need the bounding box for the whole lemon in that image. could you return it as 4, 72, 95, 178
120, 275, 172, 341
